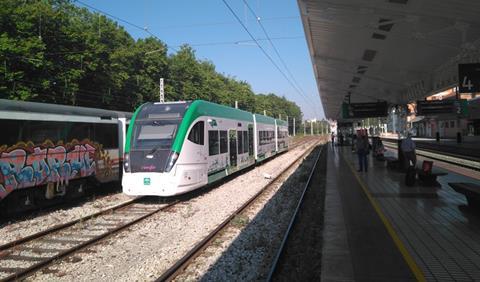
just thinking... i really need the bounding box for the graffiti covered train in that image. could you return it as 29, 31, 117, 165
0, 99, 131, 215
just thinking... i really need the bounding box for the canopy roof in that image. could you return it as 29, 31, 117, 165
298, 0, 480, 119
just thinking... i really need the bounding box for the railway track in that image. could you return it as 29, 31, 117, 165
266, 145, 324, 281
0, 198, 177, 281
382, 141, 480, 171
0, 136, 318, 281
156, 140, 323, 281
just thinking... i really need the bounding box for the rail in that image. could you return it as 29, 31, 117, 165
156, 140, 322, 281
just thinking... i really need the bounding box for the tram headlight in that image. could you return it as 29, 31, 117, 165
124, 153, 131, 172
165, 151, 179, 172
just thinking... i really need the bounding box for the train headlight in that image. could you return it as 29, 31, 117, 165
165, 151, 179, 172
124, 153, 131, 172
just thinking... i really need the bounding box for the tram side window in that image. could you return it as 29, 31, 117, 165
0, 119, 23, 147
243, 131, 248, 153
188, 121, 204, 145
220, 131, 228, 154
95, 123, 118, 148
208, 130, 219, 156
248, 126, 254, 156
238, 131, 244, 154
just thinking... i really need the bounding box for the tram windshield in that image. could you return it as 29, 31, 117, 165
132, 120, 179, 150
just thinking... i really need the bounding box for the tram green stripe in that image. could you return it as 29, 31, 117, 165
171, 100, 254, 153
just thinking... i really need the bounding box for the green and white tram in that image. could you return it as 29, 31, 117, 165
122, 100, 289, 196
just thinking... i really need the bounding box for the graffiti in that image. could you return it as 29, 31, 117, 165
0, 139, 99, 199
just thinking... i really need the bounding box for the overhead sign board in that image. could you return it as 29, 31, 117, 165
458, 63, 480, 93
416, 99, 468, 116
341, 102, 388, 119
337, 122, 353, 128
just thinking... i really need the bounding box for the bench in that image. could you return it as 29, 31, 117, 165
449, 182, 480, 209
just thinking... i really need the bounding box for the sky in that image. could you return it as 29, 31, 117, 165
75, 0, 325, 120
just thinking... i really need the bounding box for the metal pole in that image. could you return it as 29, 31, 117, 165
159, 78, 164, 103
293, 118, 296, 136
264, 110, 267, 116
311, 120, 313, 135
304, 121, 306, 135
235, 100, 238, 109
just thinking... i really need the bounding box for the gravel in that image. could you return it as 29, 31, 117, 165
22, 138, 319, 281
174, 144, 323, 281
0, 193, 135, 246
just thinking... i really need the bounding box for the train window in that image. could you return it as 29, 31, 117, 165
238, 131, 243, 154
188, 121, 204, 145
22, 121, 66, 145
243, 131, 248, 153
95, 123, 118, 148
220, 131, 228, 154
67, 122, 92, 142
208, 130, 219, 156
248, 126, 254, 156
259, 131, 265, 145
133, 121, 178, 150
0, 119, 23, 147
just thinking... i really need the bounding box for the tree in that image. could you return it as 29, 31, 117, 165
0, 0, 305, 118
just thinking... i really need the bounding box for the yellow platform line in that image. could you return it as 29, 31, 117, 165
341, 152, 426, 282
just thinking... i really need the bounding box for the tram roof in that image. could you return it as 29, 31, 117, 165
298, 0, 480, 119
254, 114, 277, 125
276, 119, 288, 126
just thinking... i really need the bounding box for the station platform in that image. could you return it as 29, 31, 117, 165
322, 145, 480, 281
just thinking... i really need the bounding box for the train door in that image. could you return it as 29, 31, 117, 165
229, 129, 237, 167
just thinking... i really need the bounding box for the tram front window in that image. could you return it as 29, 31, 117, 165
133, 121, 178, 150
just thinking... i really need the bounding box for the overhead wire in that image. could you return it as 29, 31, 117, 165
221, 0, 319, 118
74, 0, 178, 52
153, 16, 299, 30
242, 0, 321, 118
5, 1, 312, 114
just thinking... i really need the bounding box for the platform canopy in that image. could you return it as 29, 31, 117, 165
298, 0, 480, 119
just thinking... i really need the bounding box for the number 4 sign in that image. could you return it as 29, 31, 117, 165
458, 63, 480, 93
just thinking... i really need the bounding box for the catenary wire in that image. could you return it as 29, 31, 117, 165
242, 0, 321, 118
221, 0, 319, 119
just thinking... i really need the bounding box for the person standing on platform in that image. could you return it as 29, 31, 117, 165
331, 132, 335, 146
356, 131, 369, 172
401, 133, 417, 168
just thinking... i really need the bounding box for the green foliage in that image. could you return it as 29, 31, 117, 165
0, 0, 303, 119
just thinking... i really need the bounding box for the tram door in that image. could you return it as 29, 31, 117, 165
229, 130, 237, 167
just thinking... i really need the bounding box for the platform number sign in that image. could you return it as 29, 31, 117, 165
458, 63, 480, 93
